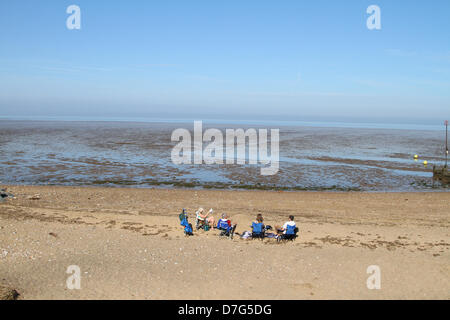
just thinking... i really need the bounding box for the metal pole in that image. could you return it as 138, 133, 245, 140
445, 120, 448, 168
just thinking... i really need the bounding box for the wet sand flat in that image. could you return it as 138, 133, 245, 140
0, 120, 446, 191
0, 185, 449, 299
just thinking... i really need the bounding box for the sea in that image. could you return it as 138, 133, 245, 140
0, 116, 448, 192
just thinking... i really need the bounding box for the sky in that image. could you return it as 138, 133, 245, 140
0, 0, 449, 124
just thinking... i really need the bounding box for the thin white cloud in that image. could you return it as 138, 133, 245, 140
385, 49, 417, 57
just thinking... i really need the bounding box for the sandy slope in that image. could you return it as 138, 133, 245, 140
0, 185, 449, 299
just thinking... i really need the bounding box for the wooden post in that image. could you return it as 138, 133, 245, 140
445, 120, 448, 168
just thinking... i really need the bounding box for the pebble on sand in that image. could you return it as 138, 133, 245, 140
0, 285, 19, 300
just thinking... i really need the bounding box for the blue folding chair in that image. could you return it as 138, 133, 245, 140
251, 222, 265, 239
277, 225, 298, 242
217, 219, 237, 239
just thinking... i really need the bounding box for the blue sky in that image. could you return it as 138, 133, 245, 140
0, 0, 449, 124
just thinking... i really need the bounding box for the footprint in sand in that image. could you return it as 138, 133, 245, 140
292, 283, 314, 290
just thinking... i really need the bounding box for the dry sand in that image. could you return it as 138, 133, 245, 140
0, 185, 449, 299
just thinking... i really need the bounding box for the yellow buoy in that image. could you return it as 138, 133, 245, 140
423, 160, 428, 166
414, 154, 418, 159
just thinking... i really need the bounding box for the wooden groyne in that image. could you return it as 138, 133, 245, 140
433, 165, 449, 185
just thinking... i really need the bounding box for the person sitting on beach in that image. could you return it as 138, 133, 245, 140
195, 208, 215, 230
216, 213, 237, 238
251, 214, 265, 238
276, 215, 297, 235
217, 213, 232, 230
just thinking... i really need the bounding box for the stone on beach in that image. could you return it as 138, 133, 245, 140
0, 189, 15, 202
0, 285, 19, 300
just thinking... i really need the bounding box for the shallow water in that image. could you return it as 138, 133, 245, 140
0, 120, 448, 191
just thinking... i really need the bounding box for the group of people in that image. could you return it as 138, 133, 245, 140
179, 208, 298, 241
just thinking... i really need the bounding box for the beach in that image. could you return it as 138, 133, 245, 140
1, 185, 449, 299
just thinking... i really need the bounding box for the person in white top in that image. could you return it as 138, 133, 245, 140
276, 215, 296, 234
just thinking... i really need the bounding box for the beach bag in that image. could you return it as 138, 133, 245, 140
179, 209, 187, 223
240, 231, 252, 239
180, 217, 188, 227
185, 223, 193, 236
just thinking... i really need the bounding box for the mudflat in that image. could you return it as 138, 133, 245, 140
0, 185, 449, 299
0, 120, 444, 191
